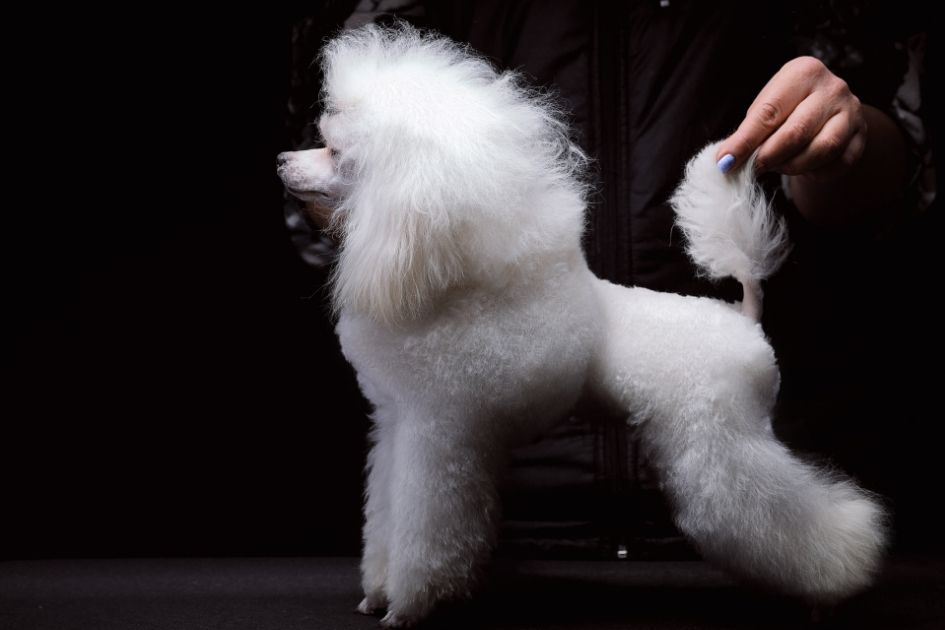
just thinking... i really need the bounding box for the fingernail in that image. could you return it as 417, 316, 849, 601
717, 154, 736, 173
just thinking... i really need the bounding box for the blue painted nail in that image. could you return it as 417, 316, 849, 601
717, 154, 736, 173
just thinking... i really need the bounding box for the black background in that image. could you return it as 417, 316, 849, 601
7, 6, 371, 559
5, 4, 943, 560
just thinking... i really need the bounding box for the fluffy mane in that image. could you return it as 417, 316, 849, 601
318, 23, 589, 324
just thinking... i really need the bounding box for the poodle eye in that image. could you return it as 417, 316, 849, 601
328, 147, 340, 160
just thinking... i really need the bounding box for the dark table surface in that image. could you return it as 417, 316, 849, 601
1, 555, 943, 629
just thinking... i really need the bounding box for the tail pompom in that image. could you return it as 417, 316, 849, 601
671, 142, 791, 286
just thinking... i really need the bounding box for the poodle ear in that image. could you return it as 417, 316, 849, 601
330, 165, 464, 324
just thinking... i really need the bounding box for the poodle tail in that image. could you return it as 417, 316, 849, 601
671, 142, 790, 321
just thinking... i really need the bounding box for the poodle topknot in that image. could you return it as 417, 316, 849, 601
277, 23, 886, 628
318, 24, 590, 324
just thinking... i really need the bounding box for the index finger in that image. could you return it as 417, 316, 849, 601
715, 64, 818, 173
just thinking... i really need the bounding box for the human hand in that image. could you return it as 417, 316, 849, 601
715, 56, 867, 181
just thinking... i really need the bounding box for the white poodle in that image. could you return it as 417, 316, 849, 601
277, 24, 886, 628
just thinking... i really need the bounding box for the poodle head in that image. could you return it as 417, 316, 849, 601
279, 23, 589, 324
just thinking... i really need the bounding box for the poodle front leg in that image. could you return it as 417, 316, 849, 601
591, 282, 887, 602
358, 421, 395, 615
381, 418, 501, 628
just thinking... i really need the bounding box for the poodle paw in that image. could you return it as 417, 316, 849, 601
356, 596, 386, 616
814, 490, 888, 598
380, 610, 418, 628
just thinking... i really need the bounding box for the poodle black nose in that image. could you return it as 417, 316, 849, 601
277, 152, 291, 166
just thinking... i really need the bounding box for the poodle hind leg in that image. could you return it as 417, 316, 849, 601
591, 282, 887, 601
642, 404, 887, 602
381, 416, 501, 628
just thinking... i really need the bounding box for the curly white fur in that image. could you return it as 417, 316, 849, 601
277, 24, 887, 628
319, 27, 588, 325
671, 144, 791, 320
